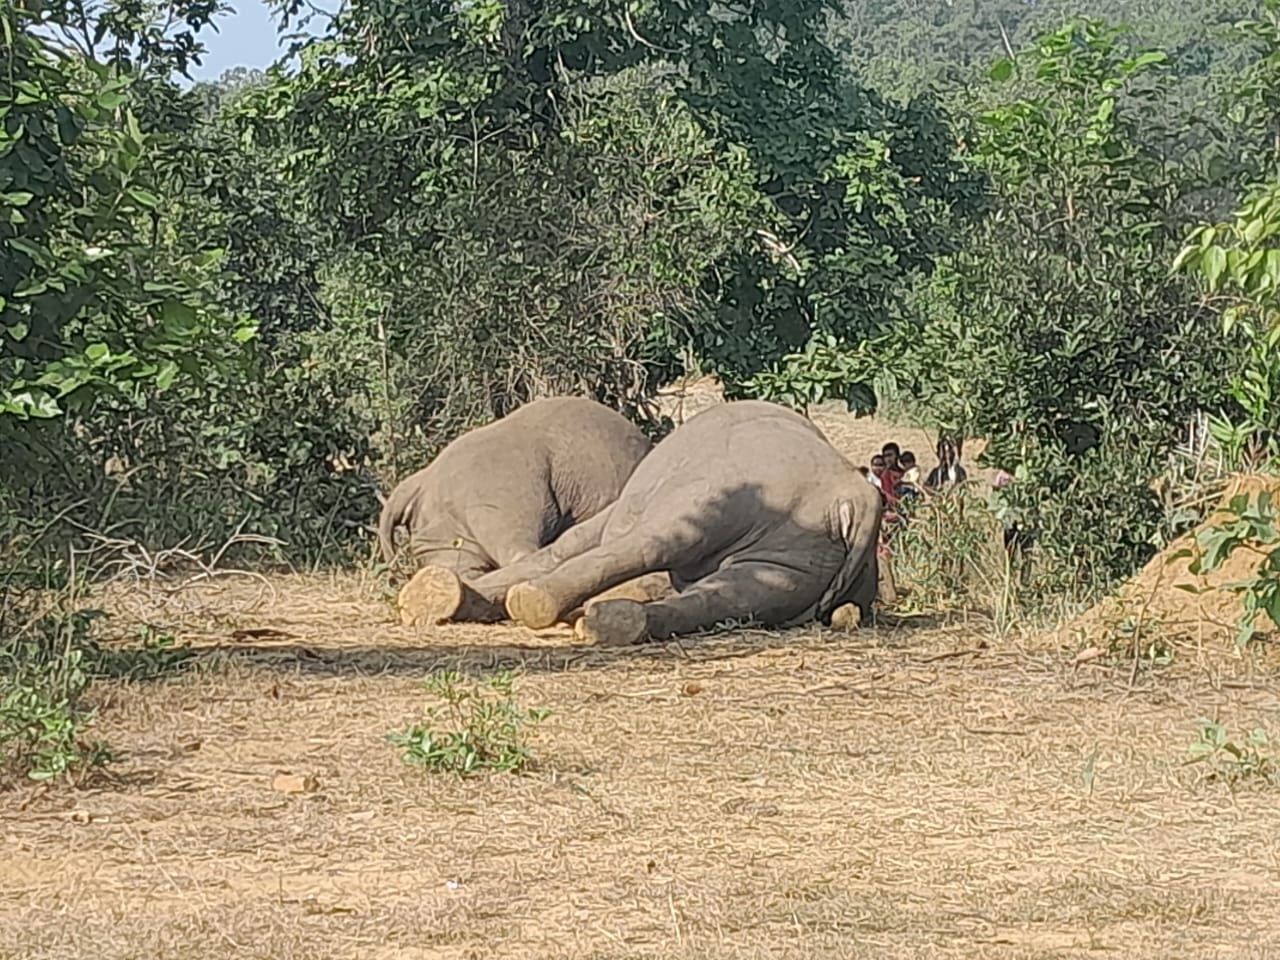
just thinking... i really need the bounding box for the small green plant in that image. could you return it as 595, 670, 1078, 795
1186, 718, 1279, 786
1176, 490, 1280, 647
1099, 614, 1175, 671
0, 606, 117, 786
386, 670, 551, 777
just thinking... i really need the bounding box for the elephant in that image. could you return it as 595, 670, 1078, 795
377, 396, 653, 615
402, 399, 885, 645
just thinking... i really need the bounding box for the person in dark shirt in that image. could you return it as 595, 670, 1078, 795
925, 435, 968, 490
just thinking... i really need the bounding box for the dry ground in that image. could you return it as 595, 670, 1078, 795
4, 398, 1279, 959
4, 571, 1280, 960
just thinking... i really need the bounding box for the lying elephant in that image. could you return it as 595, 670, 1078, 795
403, 399, 884, 644
378, 396, 653, 607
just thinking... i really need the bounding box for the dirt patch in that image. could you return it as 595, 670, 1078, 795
1052, 473, 1280, 652
4, 570, 1280, 959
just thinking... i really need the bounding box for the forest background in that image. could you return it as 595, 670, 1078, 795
7, 0, 1280, 776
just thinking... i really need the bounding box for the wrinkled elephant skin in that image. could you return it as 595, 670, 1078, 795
377, 396, 652, 624
410, 400, 884, 644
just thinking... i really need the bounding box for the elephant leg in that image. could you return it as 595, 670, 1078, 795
462, 502, 547, 569
875, 549, 898, 608
569, 570, 675, 620
577, 561, 816, 646
469, 505, 616, 603
398, 557, 504, 626
396, 545, 500, 627
400, 506, 616, 626
504, 529, 673, 630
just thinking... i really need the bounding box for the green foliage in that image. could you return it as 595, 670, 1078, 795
1, 3, 255, 422
0, 599, 113, 786
1175, 491, 1280, 647
0, 496, 196, 787
875, 20, 1230, 602
1218, 0, 1280, 185
1176, 182, 1280, 464
1167, 1, 1280, 653
830, 0, 1257, 104
1, 605, 191, 788
889, 482, 1006, 613
249, 0, 985, 414
1187, 717, 1279, 786
386, 670, 550, 777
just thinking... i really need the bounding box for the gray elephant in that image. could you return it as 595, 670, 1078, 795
404, 399, 884, 644
378, 396, 653, 608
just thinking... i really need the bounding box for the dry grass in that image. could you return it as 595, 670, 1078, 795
4, 568, 1280, 960
1050, 473, 1280, 659
5, 397, 1279, 959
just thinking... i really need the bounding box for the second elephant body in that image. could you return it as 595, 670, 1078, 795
378, 396, 653, 582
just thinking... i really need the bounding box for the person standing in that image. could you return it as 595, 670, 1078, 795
925, 435, 968, 490
880, 443, 904, 505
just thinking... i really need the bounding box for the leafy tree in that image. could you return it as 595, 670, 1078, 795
1176, 0, 1280, 465
860, 21, 1231, 599
830, 0, 1259, 103
1, 1, 254, 425
240, 0, 984, 428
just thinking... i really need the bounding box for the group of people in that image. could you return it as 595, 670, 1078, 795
859, 435, 1031, 567
858, 437, 969, 515
863, 442, 920, 508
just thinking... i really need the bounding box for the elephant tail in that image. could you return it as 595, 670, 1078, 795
377, 480, 414, 563
813, 497, 882, 622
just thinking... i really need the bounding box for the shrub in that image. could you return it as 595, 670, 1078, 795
387, 670, 551, 777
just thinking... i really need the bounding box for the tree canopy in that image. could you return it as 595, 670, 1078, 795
2, 0, 1277, 597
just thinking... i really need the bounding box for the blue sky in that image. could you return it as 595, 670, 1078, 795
186, 0, 321, 83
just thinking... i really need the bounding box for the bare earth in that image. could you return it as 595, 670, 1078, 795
4, 398, 1279, 960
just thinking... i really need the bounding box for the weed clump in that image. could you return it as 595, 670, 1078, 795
1, 604, 114, 786
387, 670, 550, 777
1186, 718, 1279, 788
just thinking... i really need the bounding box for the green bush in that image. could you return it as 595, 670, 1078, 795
387, 671, 551, 777
889, 481, 1007, 613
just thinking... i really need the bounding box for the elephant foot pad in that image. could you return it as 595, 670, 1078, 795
506, 582, 562, 630
398, 566, 464, 625
575, 599, 649, 647
828, 603, 863, 632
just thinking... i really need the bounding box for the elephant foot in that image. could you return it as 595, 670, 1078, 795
399, 566, 504, 625
829, 602, 863, 632
505, 581, 563, 630
576, 599, 650, 647
565, 572, 674, 621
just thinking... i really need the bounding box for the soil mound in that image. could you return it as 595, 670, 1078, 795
1055, 473, 1280, 648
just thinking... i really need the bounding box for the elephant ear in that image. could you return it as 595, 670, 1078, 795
813, 498, 874, 623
